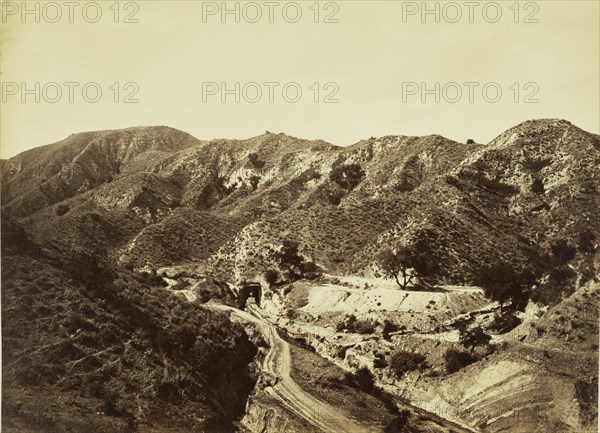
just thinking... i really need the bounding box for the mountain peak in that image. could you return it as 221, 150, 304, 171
486, 118, 599, 151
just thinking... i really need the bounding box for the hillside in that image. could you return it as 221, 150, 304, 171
3, 119, 598, 287
1, 230, 258, 432
398, 280, 600, 433
2, 118, 599, 432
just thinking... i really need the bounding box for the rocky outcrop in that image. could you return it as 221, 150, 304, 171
241, 395, 310, 433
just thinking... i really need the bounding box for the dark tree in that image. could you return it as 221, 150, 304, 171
459, 325, 491, 355
444, 348, 475, 373
378, 248, 410, 288
389, 350, 426, 378
352, 367, 375, 393
549, 266, 577, 285
248, 152, 265, 170
383, 320, 399, 340
64, 248, 117, 291
531, 178, 545, 194
353, 319, 376, 335
550, 240, 577, 264
522, 239, 584, 306
248, 174, 261, 191
490, 311, 522, 334
377, 245, 435, 289
264, 269, 279, 286
330, 163, 365, 191
216, 175, 235, 195
274, 239, 305, 283
530, 264, 577, 306
1, 219, 32, 256
466, 139, 476, 144
373, 355, 388, 369
384, 410, 410, 433
476, 263, 532, 311
300, 261, 322, 279
578, 230, 597, 255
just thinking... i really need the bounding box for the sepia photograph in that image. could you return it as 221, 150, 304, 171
1, 1, 599, 432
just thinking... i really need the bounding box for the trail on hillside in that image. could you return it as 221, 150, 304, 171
206, 301, 374, 433
163, 277, 197, 302
207, 300, 482, 433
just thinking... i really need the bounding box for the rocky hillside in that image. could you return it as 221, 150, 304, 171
2, 118, 598, 432
399, 280, 600, 433
1, 126, 202, 218
1, 227, 258, 433
3, 119, 598, 287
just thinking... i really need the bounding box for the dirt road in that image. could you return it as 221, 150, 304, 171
207, 301, 374, 433
163, 277, 197, 302
206, 300, 481, 433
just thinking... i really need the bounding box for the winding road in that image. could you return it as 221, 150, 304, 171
206, 301, 374, 433
168, 280, 480, 433
163, 277, 197, 302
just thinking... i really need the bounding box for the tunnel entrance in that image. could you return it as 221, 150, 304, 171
238, 283, 261, 309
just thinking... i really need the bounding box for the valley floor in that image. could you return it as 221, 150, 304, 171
206, 301, 375, 433
162, 269, 598, 433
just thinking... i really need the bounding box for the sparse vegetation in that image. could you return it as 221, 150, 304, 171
389, 350, 426, 378
377, 243, 436, 289
55, 203, 70, 216
575, 377, 599, 426
490, 311, 522, 334
458, 325, 491, 355
476, 263, 533, 311
2, 249, 258, 432
444, 348, 475, 373
382, 320, 400, 340
330, 163, 365, 191
2, 120, 599, 433
286, 338, 401, 428
336, 314, 376, 334
264, 269, 279, 286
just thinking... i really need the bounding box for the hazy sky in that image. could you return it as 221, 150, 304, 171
1, 0, 599, 158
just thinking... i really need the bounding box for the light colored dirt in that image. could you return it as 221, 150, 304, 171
163, 277, 197, 302
206, 301, 375, 433
300, 283, 489, 318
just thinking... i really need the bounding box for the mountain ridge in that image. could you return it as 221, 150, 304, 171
2, 117, 598, 433
2, 118, 598, 283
